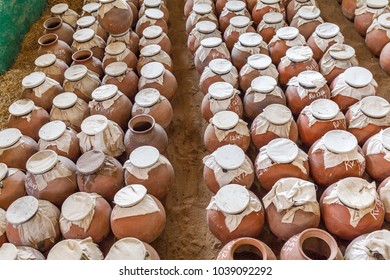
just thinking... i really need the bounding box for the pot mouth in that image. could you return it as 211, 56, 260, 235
72, 49, 93, 62
43, 17, 63, 30
298, 229, 338, 260
128, 114, 156, 134
231, 240, 267, 260
38, 33, 58, 46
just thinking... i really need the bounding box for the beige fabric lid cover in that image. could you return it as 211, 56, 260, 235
201, 37, 223, 48
135, 88, 161, 107
0, 163, 8, 182
329, 44, 355, 60
39, 121, 66, 141
366, 0, 388, 8
264, 12, 284, 24
35, 54, 56, 68
51, 3, 68, 14
130, 146, 160, 168
238, 33, 263, 47
337, 177, 376, 209
263, 104, 293, 125
378, 13, 390, 28
230, 16, 251, 28
310, 99, 340, 120
297, 70, 325, 88
381, 127, 390, 150
62, 192, 95, 222
209, 59, 232, 75
22, 72, 46, 88
140, 44, 162, 57
248, 54, 272, 70
140, 61, 165, 79
83, 2, 101, 13
215, 184, 250, 214
76, 150, 106, 174
105, 41, 126, 56
344, 66, 373, 88
9, 99, 35, 116
267, 138, 299, 163
26, 150, 58, 174
92, 84, 118, 101
0, 207, 6, 236
276, 27, 299, 40
144, 0, 161, 7
77, 16, 96, 28
286, 46, 313, 62
297, 5, 321, 19
212, 111, 240, 130
226, 1, 246, 12
214, 144, 246, 170
261, 0, 280, 3
104, 61, 128, 77
0, 128, 22, 149
323, 130, 358, 153
6, 196, 39, 225
73, 28, 95, 43
105, 237, 147, 260
316, 22, 340, 39
209, 82, 234, 100
114, 184, 147, 207
193, 3, 212, 14
360, 96, 390, 118
0, 243, 18, 260
81, 115, 109, 135
48, 239, 84, 260
145, 8, 164, 19
251, 76, 277, 92
143, 25, 163, 39
64, 65, 88, 81
196, 21, 217, 33
53, 92, 78, 109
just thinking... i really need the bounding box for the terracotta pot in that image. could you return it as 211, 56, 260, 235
187, 21, 222, 55
50, 3, 79, 30
203, 144, 254, 194
251, 104, 298, 149
345, 230, 390, 260
219, 1, 251, 32
297, 99, 347, 147
185, 4, 219, 34
132, 88, 173, 129
50, 92, 90, 133
257, 12, 288, 44
194, 37, 231, 74
136, 9, 168, 37
21, 72, 63, 112
0, 243, 46, 260
77, 150, 124, 202
124, 114, 168, 156
204, 111, 251, 153
97, 0, 133, 35
378, 178, 390, 222
216, 0, 250, 16
82, 2, 101, 18
104, 237, 160, 259
124, 146, 174, 200
255, 138, 310, 191
47, 238, 104, 260
184, 0, 215, 18
60, 192, 111, 243
0, 165, 26, 210
280, 228, 344, 259
308, 130, 366, 187
103, 41, 137, 70
354, 1, 389, 37
206, 184, 265, 244
72, 49, 104, 80
38, 121, 81, 162
380, 42, 390, 75
252, 0, 286, 25
44, 17, 74, 46
107, 29, 140, 56
128, 1, 139, 27
0, 208, 7, 246
5, 196, 61, 252
110, 184, 166, 243
139, 0, 170, 23
140, 25, 172, 55
365, 13, 390, 56
290, 6, 323, 40
34, 54, 69, 86
342, 0, 360, 20
72, 28, 106, 61
286, 0, 318, 23
137, 44, 172, 73
223, 16, 256, 52
0, 128, 38, 172
320, 177, 385, 240
217, 237, 277, 260
37, 33, 73, 65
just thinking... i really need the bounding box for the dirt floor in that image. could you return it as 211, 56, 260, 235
0, 0, 389, 260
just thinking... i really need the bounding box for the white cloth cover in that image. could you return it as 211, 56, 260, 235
257, 19, 286, 33
200, 66, 238, 88
355, 5, 390, 17
25, 77, 59, 99
35, 64, 63, 77
240, 62, 279, 79
123, 155, 170, 180
72, 35, 106, 52
269, 32, 306, 47
140, 34, 165, 48
253, 112, 293, 137
77, 237, 104, 260
102, 68, 132, 83
312, 31, 344, 52
331, 73, 377, 100
367, 17, 390, 38
111, 195, 160, 220
209, 92, 239, 114
189, 28, 222, 50
212, 119, 250, 142
220, 6, 248, 17
347, 102, 390, 129
0, 140, 22, 156
195, 42, 230, 63
300, 105, 345, 127
138, 73, 165, 88
293, 0, 317, 10
63, 71, 101, 101
345, 230, 390, 260
89, 92, 122, 110
320, 45, 359, 75
379, 180, 390, 214
255, 1, 284, 11
102, 48, 132, 65
293, 8, 324, 27
0, 208, 6, 236
139, 51, 172, 68
38, 129, 72, 154
98, 0, 129, 19
188, 11, 217, 27
60, 9, 79, 29
287, 75, 327, 99
50, 98, 88, 128
233, 40, 268, 55
224, 23, 253, 39
246, 86, 284, 103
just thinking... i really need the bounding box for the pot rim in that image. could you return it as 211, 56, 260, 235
229, 237, 269, 260
128, 114, 156, 134
297, 228, 338, 260
38, 33, 59, 46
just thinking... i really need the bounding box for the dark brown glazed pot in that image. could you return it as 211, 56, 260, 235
217, 237, 277, 260
37, 33, 73, 65
43, 17, 74, 46
0, 165, 26, 210
72, 49, 104, 80
34, 54, 69, 86
97, 0, 133, 35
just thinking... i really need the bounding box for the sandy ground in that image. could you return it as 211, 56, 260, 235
0, 0, 389, 260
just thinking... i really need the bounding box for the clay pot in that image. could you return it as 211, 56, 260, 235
194, 37, 231, 74
231, 33, 269, 71
103, 41, 137, 70
285, 70, 330, 118
139, 0, 170, 23
138, 62, 177, 101
216, 0, 249, 16
124, 146, 174, 200
110, 184, 166, 243
37, 33, 73, 65
136, 9, 168, 37
60, 192, 111, 243
21, 72, 63, 112
251, 104, 298, 149
239, 54, 279, 92
203, 144, 254, 194
252, 0, 286, 25
184, 0, 215, 18
342, 0, 361, 21
280, 228, 344, 259
201, 82, 243, 122
97, 0, 133, 35
77, 150, 124, 202
365, 13, 390, 56
72, 49, 104, 80
319, 43, 358, 84
43, 17, 74, 46
185, 4, 219, 34
132, 88, 173, 129
290, 6, 323, 40
187, 21, 222, 55
297, 99, 347, 147
330, 66, 377, 113
380, 42, 390, 75
128, 1, 139, 27
50, 92, 90, 133
0, 128, 38, 172
7, 99, 50, 142
0, 164, 26, 210
105, 237, 160, 259
219, 1, 251, 32
278, 46, 318, 88
34, 54, 69, 86
82, 2, 101, 18
124, 114, 168, 156
257, 12, 288, 44
308, 130, 366, 187
217, 237, 277, 260
0, 243, 45, 260
320, 177, 385, 241
364, 129, 390, 182
47, 238, 104, 260
223, 16, 256, 52
286, 0, 318, 23
89, 84, 133, 131
354, 0, 389, 37
199, 59, 239, 95
263, 178, 320, 241
5, 196, 61, 252
0, 208, 7, 246
378, 178, 390, 222
63, 64, 101, 102
346, 96, 390, 146
268, 26, 306, 66
38, 121, 81, 162
255, 138, 310, 191
204, 111, 251, 152
345, 230, 390, 260
77, 15, 109, 42
307, 22, 344, 62
140, 25, 172, 55
243, 76, 286, 121
107, 29, 140, 55
206, 184, 265, 244
50, 3, 79, 29
72, 28, 106, 61
137, 44, 172, 73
